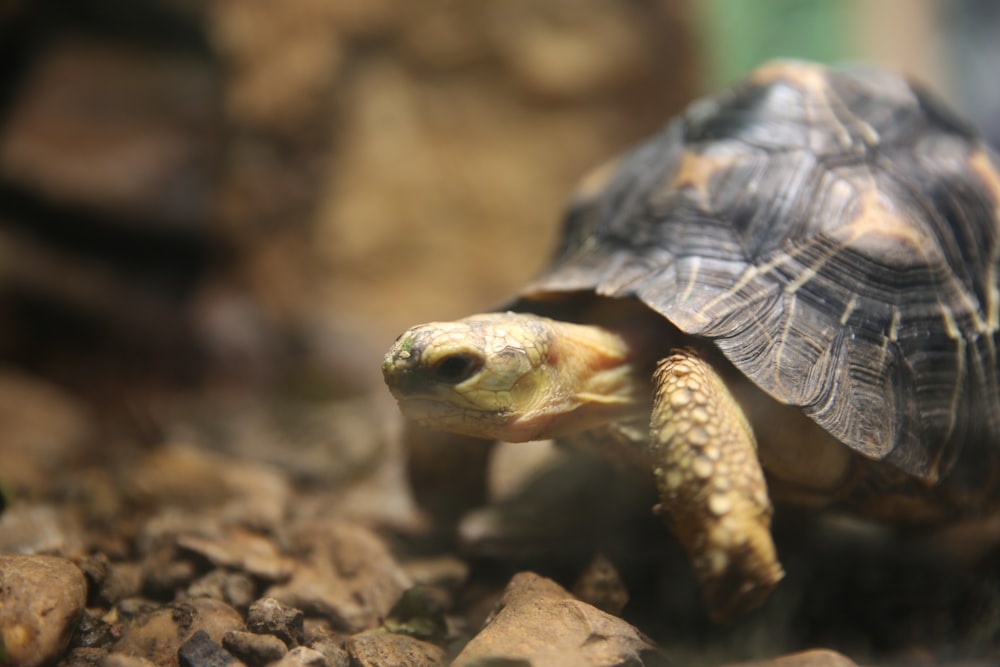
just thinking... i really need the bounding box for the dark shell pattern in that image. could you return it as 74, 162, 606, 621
521, 60, 1000, 484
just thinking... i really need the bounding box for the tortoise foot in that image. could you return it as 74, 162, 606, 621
650, 348, 783, 622
693, 513, 785, 623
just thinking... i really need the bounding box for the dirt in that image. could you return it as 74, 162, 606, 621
3, 371, 999, 666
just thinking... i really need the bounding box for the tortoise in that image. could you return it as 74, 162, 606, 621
381, 60, 1000, 622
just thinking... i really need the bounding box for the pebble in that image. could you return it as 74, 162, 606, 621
452, 571, 664, 667
178, 528, 295, 582
246, 597, 304, 648
143, 557, 199, 599
309, 639, 351, 667
73, 608, 114, 649
187, 569, 257, 612
178, 629, 240, 667
301, 621, 351, 667
271, 646, 329, 667
346, 631, 445, 667
116, 597, 160, 620
0, 554, 87, 667
222, 629, 288, 665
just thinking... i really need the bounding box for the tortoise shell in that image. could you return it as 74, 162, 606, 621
518, 60, 1000, 485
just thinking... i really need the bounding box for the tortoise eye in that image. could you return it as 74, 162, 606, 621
432, 352, 483, 384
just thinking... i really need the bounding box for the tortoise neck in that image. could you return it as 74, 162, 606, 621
535, 318, 654, 438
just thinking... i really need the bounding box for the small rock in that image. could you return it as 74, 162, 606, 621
346, 631, 445, 667
99, 562, 144, 607
246, 597, 304, 647
222, 629, 288, 666
270, 646, 328, 667
178, 528, 295, 582
112, 598, 245, 667
188, 570, 257, 611
74, 608, 114, 648
143, 556, 201, 600
116, 598, 160, 620
726, 650, 859, 667
302, 618, 347, 644
300, 621, 350, 667
452, 572, 665, 667
309, 640, 350, 667
0, 554, 87, 667
75, 553, 111, 599
266, 521, 411, 632
178, 629, 240, 667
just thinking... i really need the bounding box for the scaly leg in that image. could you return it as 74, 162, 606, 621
649, 348, 784, 622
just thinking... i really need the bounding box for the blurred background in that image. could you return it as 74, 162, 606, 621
0, 0, 995, 416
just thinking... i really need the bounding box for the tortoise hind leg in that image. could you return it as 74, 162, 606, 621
649, 348, 784, 622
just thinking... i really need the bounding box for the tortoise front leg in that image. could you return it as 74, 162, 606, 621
649, 348, 784, 622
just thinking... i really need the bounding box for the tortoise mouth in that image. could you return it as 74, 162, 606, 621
391, 395, 512, 439
390, 395, 440, 421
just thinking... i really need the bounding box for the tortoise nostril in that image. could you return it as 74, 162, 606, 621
432, 352, 483, 384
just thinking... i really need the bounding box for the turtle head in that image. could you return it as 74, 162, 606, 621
382, 312, 643, 442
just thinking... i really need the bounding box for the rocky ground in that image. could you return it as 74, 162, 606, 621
4, 374, 1000, 667
2, 2, 1000, 666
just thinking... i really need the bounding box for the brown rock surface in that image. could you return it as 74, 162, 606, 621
346, 631, 446, 667
269, 646, 330, 667
0, 554, 87, 667
452, 571, 664, 667
222, 629, 289, 665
